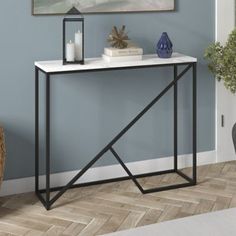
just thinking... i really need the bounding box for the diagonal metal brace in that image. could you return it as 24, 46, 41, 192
110, 147, 144, 193
49, 64, 193, 207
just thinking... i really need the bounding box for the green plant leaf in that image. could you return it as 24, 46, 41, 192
205, 28, 236, 93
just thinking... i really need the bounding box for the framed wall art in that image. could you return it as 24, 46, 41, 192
32, 0, 175, 15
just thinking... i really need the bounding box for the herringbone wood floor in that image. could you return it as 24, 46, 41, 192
1, 161, 236, 236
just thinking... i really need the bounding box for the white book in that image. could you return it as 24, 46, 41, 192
104, 47, 143, 57
102, 54, 143, 63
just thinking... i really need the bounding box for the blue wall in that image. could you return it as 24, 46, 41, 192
0, 0, 215, 180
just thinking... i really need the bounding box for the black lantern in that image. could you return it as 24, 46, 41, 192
63, 7, 84, 65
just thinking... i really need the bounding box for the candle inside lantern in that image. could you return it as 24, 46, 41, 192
75, 30, 83, 61
66, 40, 75, 62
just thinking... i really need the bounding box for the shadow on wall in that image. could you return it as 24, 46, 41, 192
50, 66, 181, 169
3, 127, 34, 180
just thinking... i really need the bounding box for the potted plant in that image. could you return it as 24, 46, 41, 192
204, 28, 236, 93
0, 126, 6, 189
204, 28, 236, 151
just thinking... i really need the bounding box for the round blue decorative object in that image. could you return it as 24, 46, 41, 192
156, 32, 173, 58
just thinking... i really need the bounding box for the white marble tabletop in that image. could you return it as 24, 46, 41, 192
35, 53, 197, 74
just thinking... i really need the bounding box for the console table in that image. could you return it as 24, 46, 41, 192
35, 53, 197, 210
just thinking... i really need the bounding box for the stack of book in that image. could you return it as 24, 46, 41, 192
102, 47, 143, 63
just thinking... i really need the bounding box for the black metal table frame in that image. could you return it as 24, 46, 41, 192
35, 61, 197, 210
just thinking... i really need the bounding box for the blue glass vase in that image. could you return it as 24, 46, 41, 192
156, 32, 173, 58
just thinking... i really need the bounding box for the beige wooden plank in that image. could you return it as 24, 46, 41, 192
79, 218, 108, 236
23, 230, 43, 236
63, 222, 86, 236
181, 202, 198, 215
174, 211, 192, 219
230, 194, 236, 207
179, 188, 217, 201
152, 190, 199, 204
96, 192, 165, 210
2, 193, 38, 210
0, 232, 17, 236
45, 226, 65, 236
194, 199, 214, 214
0, 208, 51, 232
136, 209, 162, 227
0, 222, 29, 236
199, 185, 232, 198
51, 201, 110, 221
0, 217, 51, 232
44, 209, 93, 225
117, 211, 144, 231
212, 196, 231, 211
85, 197, 149, 213
96, 214, 129, 235
206, 162, 225, 177
157, 205, 182, 222
69, 200, 130, 217
158, 197, 185, 207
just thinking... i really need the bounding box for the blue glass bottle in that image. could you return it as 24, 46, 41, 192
156, 32, 173, 58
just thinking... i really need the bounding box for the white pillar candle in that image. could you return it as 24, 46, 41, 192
75, 30, 83, 61
66, 40, 75, 62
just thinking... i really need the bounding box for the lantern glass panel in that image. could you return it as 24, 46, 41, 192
63, 17, 84, 65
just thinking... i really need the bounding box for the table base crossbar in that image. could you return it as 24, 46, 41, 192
37, 169, 195, 210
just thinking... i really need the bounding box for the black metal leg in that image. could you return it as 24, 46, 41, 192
35, 67, 39, 193
35, 68, 50, 210
174, 65, 178, 171
193, 63, 197, 184
46, 74, 51, 210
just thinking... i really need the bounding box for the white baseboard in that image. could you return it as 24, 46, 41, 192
0, 150, 216, 197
